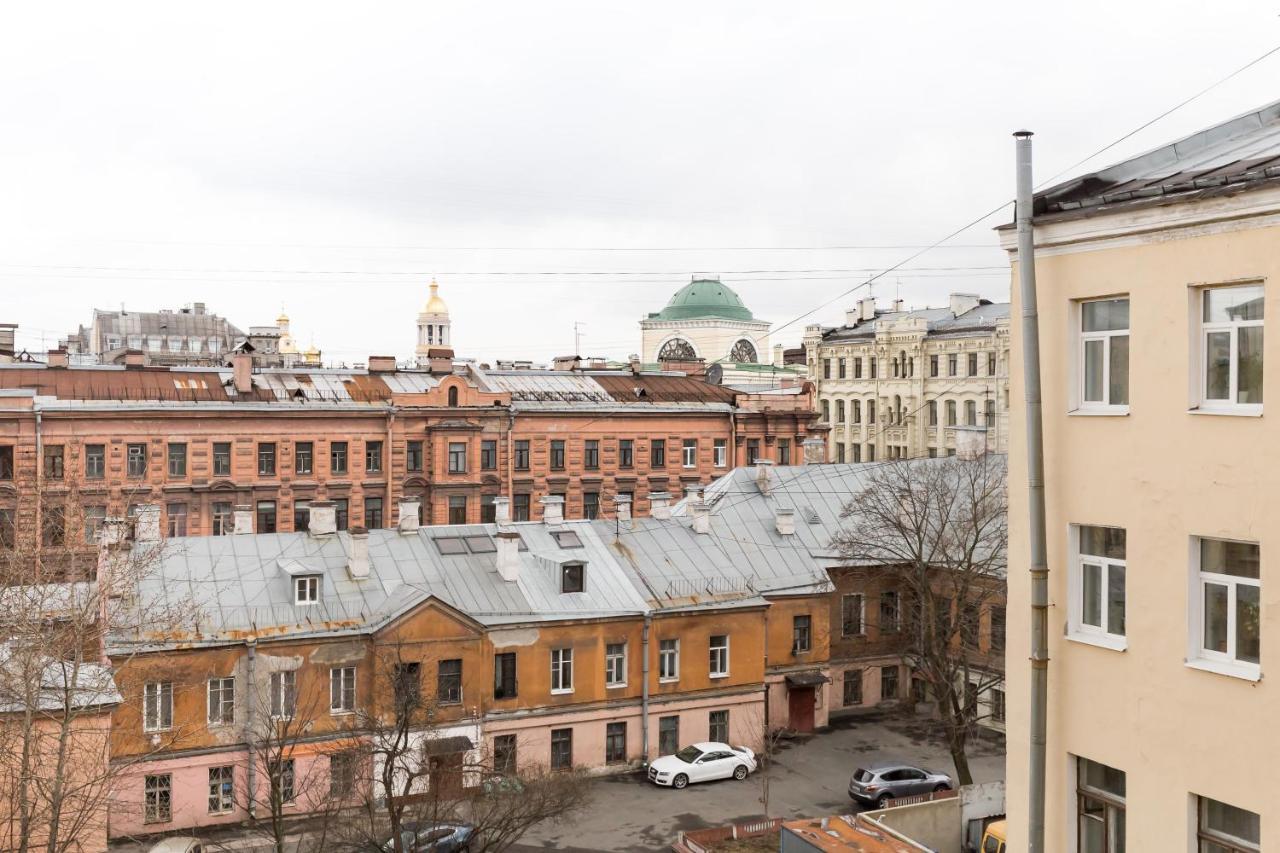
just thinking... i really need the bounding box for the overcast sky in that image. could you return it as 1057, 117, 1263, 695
3, 2, 1279, 365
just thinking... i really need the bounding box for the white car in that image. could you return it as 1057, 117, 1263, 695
647, 741, 757, 789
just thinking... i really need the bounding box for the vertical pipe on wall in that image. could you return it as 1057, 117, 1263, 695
245, 640, 258, 821
641, 613, 651, 763
1015, 129, 1049, 853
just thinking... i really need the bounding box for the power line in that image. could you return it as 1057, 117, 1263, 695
0, 263, 1006, 276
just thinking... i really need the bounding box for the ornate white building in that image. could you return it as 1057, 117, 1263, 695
640, 279, 771, 364
415, 280, 452, 368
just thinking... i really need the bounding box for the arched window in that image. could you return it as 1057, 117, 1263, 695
658, 338, 697, 361
836, 400, 845, 423
892, 358, 899, 378
448, 386, 459, 407
728, 339, 757, 363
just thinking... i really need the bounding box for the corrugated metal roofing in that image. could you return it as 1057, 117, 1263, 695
823, 303, 1009, 343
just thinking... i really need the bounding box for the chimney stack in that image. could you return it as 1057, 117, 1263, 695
368, 355, 397, 373
347, 526, 370, 579
892, 298, 905, 312
308, 500, 337, 537
539, 495, 565, 526
772, 343, 784, 367
858, 297, 877, 322
99, 516, 130, 548
492, 497, 511, 525
46, 349, 68, 368
754, 459, 775, 495
686, 485, 704, 506
690, 502, 711, 535
613, 495, 632, 526
124, 349, 147, 368
775, 507, 796, 536
495, 530, 521, 582
802, 437, 826, 466
134, 504, 161, 542
954, 426, 989, 461
397, 500, 421, 534
193, 302, 206, 315
649, 492, 672, 521
949, 293, 982, 318
233, 505, 254, 535
0, 323, 16, 358
231, 353, 253, 393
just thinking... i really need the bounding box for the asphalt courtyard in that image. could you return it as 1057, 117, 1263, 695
514, 710, 1006, 853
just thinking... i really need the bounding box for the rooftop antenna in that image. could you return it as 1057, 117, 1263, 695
573, 321, 585, 357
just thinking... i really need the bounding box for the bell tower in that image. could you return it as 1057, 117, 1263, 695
416, 279, 452, 368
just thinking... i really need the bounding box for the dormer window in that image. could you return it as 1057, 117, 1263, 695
561, 563, 585, 594
294, 575, 320, 605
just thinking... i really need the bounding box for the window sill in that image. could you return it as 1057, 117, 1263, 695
658, 678, 679, 684
1188, 407, 1263, 418
550, 688, 574, 696
1186, 657, 1261, 682
1068, 407, 1129, 417
606, 682, 627, 690
330, 710, 355, 717
710, 673, 729, 680
1066, 632, 1127, 652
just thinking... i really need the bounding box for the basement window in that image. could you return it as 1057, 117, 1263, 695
551, 530, 583, 549
294, 575, 320, 605
434, 536, 468, 555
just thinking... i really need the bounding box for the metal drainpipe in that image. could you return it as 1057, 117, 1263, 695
641, 614, 652, 762
245, 640, 258, 821
386, 407, 396, 527
728, 409, 737, 469
1015, 130, 1049, 853
33, 407, 42, 548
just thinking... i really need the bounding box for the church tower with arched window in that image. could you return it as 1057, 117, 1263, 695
640, 278, 771, 365
415, 280, 452, 368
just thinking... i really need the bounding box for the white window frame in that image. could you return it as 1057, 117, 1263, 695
1188, 536, 1262, 681
841, 593, 865, 637
208, 765, 235, 814
681, 440, 696, 469
604, 643, 627, 688
1193, 283, 1264, 416
207, 676, 235, 726
709, 635, 729, 678
144, 682, 173, 732
270, 670, 297, 719
713, 440, 727, 468
550, 647, 574, 694
658, 639, 680, 682
1073, 296, 1130, 414
294, 575, 319, 605
330, 666, 356, 714
1067, 524, 1127, 652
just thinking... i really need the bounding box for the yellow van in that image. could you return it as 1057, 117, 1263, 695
980, 819, 1007, 853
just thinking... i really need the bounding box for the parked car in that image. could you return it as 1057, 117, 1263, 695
647, 742, 757, 789
380, 821, 474, 852
146, 840, 203, 853
847, 761, 953, 808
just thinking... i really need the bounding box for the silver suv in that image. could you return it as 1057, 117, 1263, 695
848, 761, 953, 808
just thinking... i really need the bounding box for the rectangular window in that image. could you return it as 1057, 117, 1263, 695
1198, 795, 1260, 853
82, 505, 106, 545
1071, 525, 1126, 645
437, 659, 462, 704
43, 444, 64, 480
480, 496, 497, 524
854, 357, 863, 379
1199, 283, 1263, 411
928, 400, 938, 426
212, 502, 233, 536
682, 439, 696, 468
364, 497, 383, 528
583, 439, 599, 469
582, 492, 599, 520
294, 441, 314, 474
85, 443, 105, 479
447, 495, 466, 524
947, 353, 957, 377
257, 442, 276, 476
330, 441, 348, 475
481, 440, 497, 470
792, 615, 812, 653
561, 562, 584, 593
0, 508, 13, 548
550, 729, 573, 770
985, 399, 996, 425
162, 442, 185, 478
651, 439, 666, 467
991, 606, 1006, 652
709, 635, 729, 678
513, 494, 530, 522
365, 440, 383, 473
329, 752, 357, 799
393, 662, 421, 709
659, 639, 680, 681
208, 766, 234, 814
330, 666, 356, 713
1078, 297, 1130, 410
210, 441, 231, 477
965, 400, 977, 426
843, 670, 863, 706
836, 443, 846, 463
494, 652, 517, 699
747, 439, 761, 463
493, 734, 517, 775
144, 774, 172, 823
405, 440, 423, 473
514, 440, 530, 470
880, 666, 899, 700
880, 592, 900, 633
990, 688, 1005, 723
165, 502, 187, 537
1195, 537, 1261, 673
823, 358, 831, 379
144, 682, 173, 731
550, 440, 565, 470
712, 439, 727, 467
946, 400, 957, 426
968, 352, 978, 376
842, 593, 864, 636
851, 443, 861, 463
930, 355, 939, 377
292, 500, 310, 532
867, 444, 875, 462
708, 709, 729, 743
869, 357, 877, 379
448, 441, 467, 473
851, 400, 861, 424
127, 443, 148, 477
868, 400, 876, 424
207, 676, 236, 726
551, 648, 573, 693
277, 759, 295, 804
271, 670, 297, 718
605, 721, 627, 764
658, 715, 679, 756
988, 351, 997, 376
1077, 757, 1126, 853
777, 438, 791, 465
256, 500, 277, 533
334, 498, 349, 531
605, 643, 626, 687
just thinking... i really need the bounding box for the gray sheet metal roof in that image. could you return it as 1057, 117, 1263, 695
822, 303, 1009, 343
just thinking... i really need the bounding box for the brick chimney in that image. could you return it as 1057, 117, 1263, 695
46, 349, 68, 368
124, 349, 147, 368
308, 500, 337, 537
347, 526, 370, 579
368, 355, 397, 373
231, 353, 253, 393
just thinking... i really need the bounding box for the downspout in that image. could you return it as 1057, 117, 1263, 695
505, 411, 514, 508
245, 639, 258, 822
34, 407, 42, 550
386, 407, 396, 527
762, 605, 770, 733
1015, 130, 1049, 853
641, 613, 652, 762
728, 409, 737, 469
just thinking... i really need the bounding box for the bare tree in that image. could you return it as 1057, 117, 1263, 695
0, 485, 190, 853
831, 454, 1007, 786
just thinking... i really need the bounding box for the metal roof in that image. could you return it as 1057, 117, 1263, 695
822, 302, 1009, 343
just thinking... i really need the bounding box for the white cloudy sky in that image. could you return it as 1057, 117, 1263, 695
3, 1, 1279, 364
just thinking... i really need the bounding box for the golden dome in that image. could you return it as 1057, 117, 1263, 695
424, 279, 449, 314
305, 344, 320, 357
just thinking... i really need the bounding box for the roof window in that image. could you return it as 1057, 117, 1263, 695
551, 530, 583, 549
434, 537, 468, 555
464, 535, 496, 553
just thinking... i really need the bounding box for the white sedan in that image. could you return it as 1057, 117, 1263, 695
647, 741, 757, 789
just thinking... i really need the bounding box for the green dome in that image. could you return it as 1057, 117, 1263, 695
649, 279, 755, 321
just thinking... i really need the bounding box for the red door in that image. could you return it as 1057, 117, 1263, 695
788, 686, 815, 733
